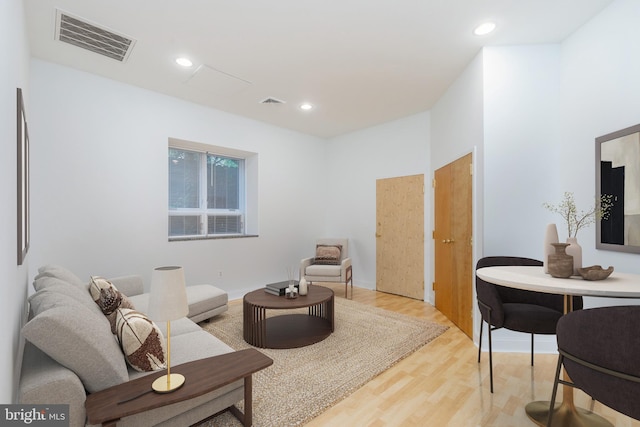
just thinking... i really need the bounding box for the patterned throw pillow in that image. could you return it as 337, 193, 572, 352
314, 244, 342, 265
90, 276, 135, 333
115, 308, 167, 372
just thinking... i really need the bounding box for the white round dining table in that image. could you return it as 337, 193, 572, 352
476, 265, 640, 427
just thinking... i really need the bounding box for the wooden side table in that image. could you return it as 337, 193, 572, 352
85, 348, 273, 427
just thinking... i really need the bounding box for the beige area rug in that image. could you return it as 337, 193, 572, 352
198, 296, 448, 427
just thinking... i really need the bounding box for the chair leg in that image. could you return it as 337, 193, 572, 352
477, 302, 495, 393
477, 303, 494, 392
546, 354, 564, 427
488, 324, 494, 393
531, 333, 534, 366
478, 320, 484, 363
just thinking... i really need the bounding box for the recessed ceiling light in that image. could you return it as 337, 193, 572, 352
300, 103, 314, 111
473, 22, 496, 36
175, 57, 193, 67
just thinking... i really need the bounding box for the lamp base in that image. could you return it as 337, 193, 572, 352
152, 373, 185, 393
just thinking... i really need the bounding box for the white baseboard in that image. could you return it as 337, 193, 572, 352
476, 332, 559, 354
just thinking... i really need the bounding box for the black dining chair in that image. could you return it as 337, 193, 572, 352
476, 256, 583, 393
547, 306, 640, 426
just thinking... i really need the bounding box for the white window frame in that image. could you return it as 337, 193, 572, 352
168, 138, 258, 240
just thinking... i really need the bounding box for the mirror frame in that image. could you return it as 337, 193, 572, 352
596, 123, 640, 254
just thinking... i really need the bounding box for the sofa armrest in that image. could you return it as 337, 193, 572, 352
109, 275, 144, 297
19, 342, 87, 427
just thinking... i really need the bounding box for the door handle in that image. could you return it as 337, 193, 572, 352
376, 233, 382, 238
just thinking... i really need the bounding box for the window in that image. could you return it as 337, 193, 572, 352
168, 147, 246, 238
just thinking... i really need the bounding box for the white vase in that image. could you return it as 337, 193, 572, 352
299, 277, 308, 295
565, 237, 582, 276
543, 224, 559, 274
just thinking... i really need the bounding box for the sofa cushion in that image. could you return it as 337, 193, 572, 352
128, 285, 228, 325
154, 317, 202, 337
90, 276, 136, 333
21, 305, 128, 393
127, 330, 234, 381
187, 285, 228, 319
31, 277, 98, 314
29, 287, 95, 319
170, 330, 235, 365
115, 308, 167, 372
314, 244, 342, 265
35, 265, 87, 291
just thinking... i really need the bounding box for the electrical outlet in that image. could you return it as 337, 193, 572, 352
218, 271, 223, 277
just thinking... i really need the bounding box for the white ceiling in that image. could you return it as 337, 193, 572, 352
24, 0, 613, 138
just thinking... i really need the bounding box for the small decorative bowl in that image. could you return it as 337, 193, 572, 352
577, 265, 614, 281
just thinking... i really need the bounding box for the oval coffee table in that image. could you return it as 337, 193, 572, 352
243, 285, 334, 349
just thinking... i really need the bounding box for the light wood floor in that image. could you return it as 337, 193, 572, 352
288, 283, 640, 427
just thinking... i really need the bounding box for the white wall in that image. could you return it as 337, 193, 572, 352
326, 112, 430, 294
29, 60, 327, 301
431, 52, 484, 172
559, 0, 640, 280
1, 0, 31, 403
430, 53, 484, 307
483, 45, 562, 258
477, 0, 640, 352
481, 45, 563, 352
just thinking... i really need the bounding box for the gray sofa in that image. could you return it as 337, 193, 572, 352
18, 265, 239, 427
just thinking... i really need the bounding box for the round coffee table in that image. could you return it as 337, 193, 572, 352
243, 285, 334, 349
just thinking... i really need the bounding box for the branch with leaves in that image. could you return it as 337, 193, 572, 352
543, 191, 613, 238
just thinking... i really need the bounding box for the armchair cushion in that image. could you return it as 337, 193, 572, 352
502, 303, 563, 334
314, 244, 342, 265
306, 263, 342, 277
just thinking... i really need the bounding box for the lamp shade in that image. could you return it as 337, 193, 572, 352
148, 266, 189, 322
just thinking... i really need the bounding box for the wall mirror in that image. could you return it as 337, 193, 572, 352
596, 123, 640, 253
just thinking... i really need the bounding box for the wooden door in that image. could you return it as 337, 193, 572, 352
434, 153, 473, 338
434, 166, 453, 320
376, 174, 424, 300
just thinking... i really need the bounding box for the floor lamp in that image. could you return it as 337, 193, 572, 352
148, 266, 189, 393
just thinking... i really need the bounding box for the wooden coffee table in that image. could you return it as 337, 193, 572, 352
243, 284, 334, 349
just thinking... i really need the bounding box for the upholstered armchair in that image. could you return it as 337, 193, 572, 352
476, 256, 583, 393
300, 238, 353, 298
547, 306, 640, 425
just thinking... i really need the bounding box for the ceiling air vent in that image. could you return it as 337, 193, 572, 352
55, 10, 136, 62
260, 97, 286, 105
